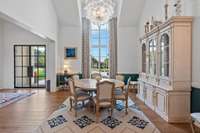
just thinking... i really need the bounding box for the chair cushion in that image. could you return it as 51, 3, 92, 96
76, 90, 89, 96
93, 97, 112, 107
114, 89, 123, 95
191, 113, 200, 128
77, 95, 90, 101
71, 90, 90, 101
115, 94, 126, 100
115, 88, 123, 93
114, 89, 126, 100
191, 113, 200, 123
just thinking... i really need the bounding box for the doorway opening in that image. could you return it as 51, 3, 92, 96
14, 45, 46, 88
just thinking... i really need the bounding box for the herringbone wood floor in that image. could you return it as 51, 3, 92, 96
0, 89, 192, 133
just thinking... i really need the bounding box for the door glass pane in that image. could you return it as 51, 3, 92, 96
31, 77, 38, 87
23, 46, 29, 55
31, 47, 38, 56
15, 46, 22, 55
15, 57, 22, 66
38, 57, 45, 67
38, 76, 46, 87
33, 68, 38, 78
38, 68, 46, 77
38, 46, 45, 56
16, 78, 22, 87
23, 57, 29, 66
16, 67, 22, 77
22, 67, 28, 77
23, 78, 29, 87
31, 57, 38, 66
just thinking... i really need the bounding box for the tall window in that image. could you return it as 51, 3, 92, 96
90, 23, 110, 77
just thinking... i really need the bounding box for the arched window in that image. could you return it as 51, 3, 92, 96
142, 43, 146, 73
160, 34, 169, 77
149, 39, 157, 75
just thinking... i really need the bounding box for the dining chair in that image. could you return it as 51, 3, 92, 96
114, 77, 131, 115
91, 73, 102, 80
115, 74, 125, 91
72, 74, 79, 80
93, 81, 115, 123
68, 78, 90, 117
116, 74, 124, 82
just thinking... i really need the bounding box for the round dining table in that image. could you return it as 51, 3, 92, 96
74, 78, 125, 91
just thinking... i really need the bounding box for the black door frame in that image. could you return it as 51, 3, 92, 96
14, 45, 46, 88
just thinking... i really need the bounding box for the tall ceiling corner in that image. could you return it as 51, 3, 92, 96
118, 0, 145, 27
53, 0, 81, 27
77, 0, 83, 27
116, 0, 124, 25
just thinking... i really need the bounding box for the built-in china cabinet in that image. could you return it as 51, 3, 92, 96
137, 16, 192, 123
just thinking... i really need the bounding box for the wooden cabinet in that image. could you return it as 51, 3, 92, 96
138, 16, 192, 123
145, 84, 155, 110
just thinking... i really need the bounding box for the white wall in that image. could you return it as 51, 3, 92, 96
138, 0, 194, 37
138, 0, 200, 88
0, 19, 3, 88
118, 27, 139, 73
58, 25, 139, 75
192, 1, 200, 88
0, 0, 58, 41
0, 20, 56, 91
58, 26, 82, 74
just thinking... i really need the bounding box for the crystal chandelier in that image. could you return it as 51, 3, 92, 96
84, 0, 115, 25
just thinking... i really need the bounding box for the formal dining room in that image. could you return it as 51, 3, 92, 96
0, 0, 200, 133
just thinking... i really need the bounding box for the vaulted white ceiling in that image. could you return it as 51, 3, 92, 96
52, 0, 81, 27
118, 0, 145, 27
52, 0, 145, 27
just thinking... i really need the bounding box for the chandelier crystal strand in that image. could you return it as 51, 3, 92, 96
84, 0, 115, 25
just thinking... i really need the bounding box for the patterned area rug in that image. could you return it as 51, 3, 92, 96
0, 92, 35, 108
36, 98, 160, 133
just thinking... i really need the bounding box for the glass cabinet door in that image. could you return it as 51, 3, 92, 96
160, 34, 169, 77
142, 43, 146, 73
149, 39, 157, 75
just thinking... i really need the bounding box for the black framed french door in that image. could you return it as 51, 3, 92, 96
14, 45, 46, 88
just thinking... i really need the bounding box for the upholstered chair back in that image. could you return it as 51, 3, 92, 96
72, 74, 79, 80
68, 78, 76, 96
116, 74, 124, 82
91, 73, 102, 80
96, 81, 114, 101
